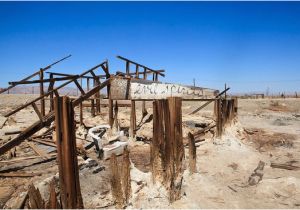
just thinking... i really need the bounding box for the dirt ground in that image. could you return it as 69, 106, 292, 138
0, 94, 300, 208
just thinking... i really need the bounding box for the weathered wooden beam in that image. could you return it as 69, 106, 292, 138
189, 87, 230, 115
110, 154, 124, 208
54, 96, 83, 209
216, 98, 222, 137
152, 97, 184, 202
188, 132, 196, 174
94, 76, 101, 114
40, 69, 45, 117
130, 100, 136, 138
74, 80, 85, 95
122, 148, 131, 204
117, 55, 165, 76
46, 72, 97, 79
31, 102, 43, 122
28, 184, 45, 209
79, 102, 83, 125
0, 113, 54, 155
108, 99, 114, 128
115, 70, 165, 78
9, 75, 77, 85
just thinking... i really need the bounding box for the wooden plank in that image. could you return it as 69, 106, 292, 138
189, 87, 230, 115
130, 100, 136, 137
0, 172, 42, 177
9, 75, 76, 85
40, 69, 45, 117
0, 155, 48, 164
26, 141, 51, 160
108, 99, 114, 128
0, 112, 54, 155
32, 102, 43, 122
188, 132, 196, 173
74, 80, 85, 95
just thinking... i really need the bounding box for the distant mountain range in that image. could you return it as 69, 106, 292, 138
0, 86, 79, 96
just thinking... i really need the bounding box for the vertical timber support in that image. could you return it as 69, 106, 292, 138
39, 69, 45, 117
141, 68, 148, 116
108, 99, 114, 128
91, 99, 95, 117
110, 154, 123, 208
79, 102, 83, 126
49, 73, 54, 112
188, 132, 196, 174
54, 96, 83, 209
130, 100, 136, 138
152, 97, 184, 202
95, 76, 101, 114
216, 98, 222, 138
113, 101, 119, 131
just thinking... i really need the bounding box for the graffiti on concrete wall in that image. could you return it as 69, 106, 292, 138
130, 82, 216, 99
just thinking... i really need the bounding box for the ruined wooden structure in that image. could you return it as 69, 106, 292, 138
0, 55, 238, 207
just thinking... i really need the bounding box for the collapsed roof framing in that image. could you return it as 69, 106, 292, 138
0, 55, 226, 156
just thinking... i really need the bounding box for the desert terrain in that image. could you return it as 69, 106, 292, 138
0, 94, 300, 208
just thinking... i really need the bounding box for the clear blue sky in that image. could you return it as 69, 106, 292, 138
1, 2, 300, 94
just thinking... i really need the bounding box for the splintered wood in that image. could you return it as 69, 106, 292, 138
152, 97, 184, 202
215, 98, 238, 137
122, 148, 132, 204
188, 132, 197, 173
54, 96, 83, 209
110, 148, 131, 208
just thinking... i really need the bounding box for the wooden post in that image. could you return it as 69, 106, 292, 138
108, 99, 114, 128
135, 65, 139, 78
39, 69, 45, 117
216, 98, 222, 137
46, 179, 60, 209
122, 148, 131, 204
130, 100, 136, 138
110, 154, 124, 208
49, 73, 54, 111
28, 184, 45, 208
126, 61, 130, 76
188, 132, 196, 174
151, 99, 165, 184
79, 102, 83, 125
233, 97, 238, 117
91, 99, 95, 117
95, 76, 101, 114
54, 96, 83, 209
87, 78, 90, 91
113, 101, 119, 131
142, 68, 147, 116
152, 97, 184, 202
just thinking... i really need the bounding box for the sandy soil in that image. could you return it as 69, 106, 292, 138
0, 94, 300, 208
